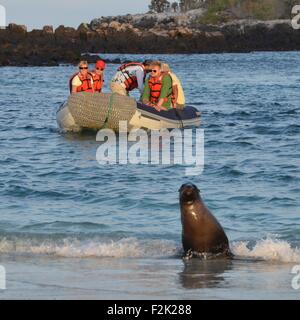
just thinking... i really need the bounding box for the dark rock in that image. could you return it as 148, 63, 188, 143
80, 54, 123, 65
1, 17, 300, 67
77, 23, 90, 33
7, 23, 27, 33
133, 16, 157, 29
55, 25, 77, 37
80, 54, 102, 63
43, 25, 54, 34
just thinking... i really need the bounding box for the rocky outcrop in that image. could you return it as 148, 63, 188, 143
0, 12, 299, 66
7, 23, 27, 33
42, 25, 54, 34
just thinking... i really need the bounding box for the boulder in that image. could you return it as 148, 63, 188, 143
7, 23, 27, 33
77, 23, 90, 33
55, 25, 76, 36
133, 16, 157, 29
108, 21, 122, 31
43, 25, 54, 34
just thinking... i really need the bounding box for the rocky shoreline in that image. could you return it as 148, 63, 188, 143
1, 11, 299, 66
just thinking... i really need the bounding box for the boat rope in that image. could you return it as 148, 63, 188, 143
174, 108, 184, 129
100, 92, 116, 129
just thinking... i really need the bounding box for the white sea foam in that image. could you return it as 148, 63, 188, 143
0, 237, 179, 258
0, 236, 299, 262
231, 237, 300, 263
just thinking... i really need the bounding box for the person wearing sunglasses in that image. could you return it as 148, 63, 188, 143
141, 61, 173, 112
110, 60, 152, 96
91, 60, 106, 93
69, 60, 94, 94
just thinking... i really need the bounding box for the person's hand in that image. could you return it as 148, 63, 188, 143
158, 105, 167, 111
154, 105, 167, 112
153, 105, 161, 112
144, 101, 154, 107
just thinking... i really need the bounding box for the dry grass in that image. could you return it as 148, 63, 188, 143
199, 0, 295, 24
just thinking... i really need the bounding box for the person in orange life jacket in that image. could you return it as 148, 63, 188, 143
110, 60, 153, 96
91, 60, 106, 93
142, 61, 173, 112
70, 61, 94, 94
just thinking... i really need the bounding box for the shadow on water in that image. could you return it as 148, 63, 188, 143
60, 130, 98, 141
178, 258, 233, 289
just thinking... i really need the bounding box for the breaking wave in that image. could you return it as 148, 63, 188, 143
0, 237, 179, 258
231, 237, 300, 263
0, 235, 299, 263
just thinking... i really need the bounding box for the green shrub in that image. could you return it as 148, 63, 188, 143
199, 0, 232, 24
198, 0, 291, 25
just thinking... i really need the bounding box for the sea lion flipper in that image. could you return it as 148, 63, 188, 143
182, 249, 193, 261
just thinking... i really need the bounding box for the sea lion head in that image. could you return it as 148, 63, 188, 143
179, 183, 200, 203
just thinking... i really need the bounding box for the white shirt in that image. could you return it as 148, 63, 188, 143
169, 72, 185, 105
72, 74, 93, 87
111, 65, 145, 94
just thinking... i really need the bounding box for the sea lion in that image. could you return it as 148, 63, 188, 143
179, 183, 232, 259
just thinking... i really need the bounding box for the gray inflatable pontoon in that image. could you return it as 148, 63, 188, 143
56, 92, 201, 132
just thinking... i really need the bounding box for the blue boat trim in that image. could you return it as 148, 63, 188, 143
137, 103, 200, 121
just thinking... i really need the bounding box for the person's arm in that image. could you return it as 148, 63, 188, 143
172, 84, 178, 108
155, 75, 172, 110
155, 98, 167, 110
142, 79, 151, 104
71, 76, 80, 94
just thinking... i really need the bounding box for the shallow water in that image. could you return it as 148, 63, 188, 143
0, 52, 299, 299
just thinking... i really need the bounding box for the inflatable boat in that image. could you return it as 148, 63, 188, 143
56, 92, 201, 132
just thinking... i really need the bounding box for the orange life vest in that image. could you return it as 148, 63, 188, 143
69, 72, 94, 93
118, 62, 145, 91
148, 73, 174, 105
91, 72, 104, 93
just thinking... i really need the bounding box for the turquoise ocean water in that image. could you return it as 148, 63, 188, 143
0, 52, 299, 299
